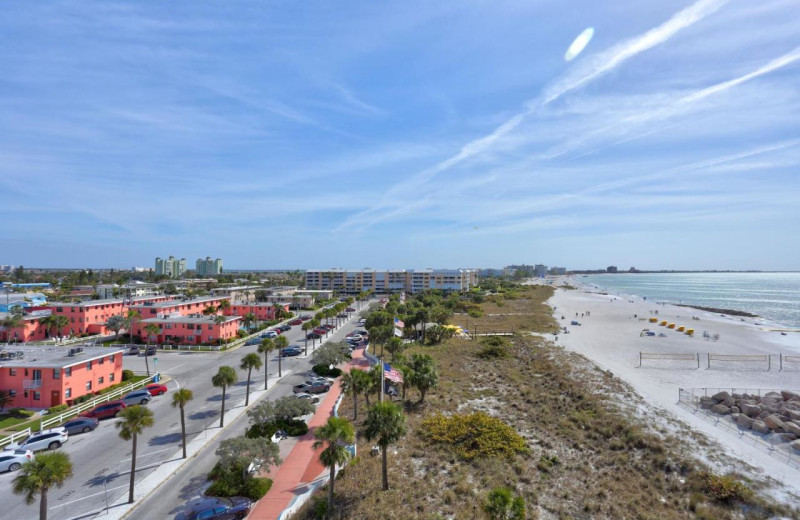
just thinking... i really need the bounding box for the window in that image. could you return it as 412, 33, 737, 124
109, 355, 115, 363
9, 368, 15, 376
56, 307, 63, 312
98, 376, 104, 384
65, 388, 71, 399
85, 381, 92, 391
109, 373, 115, 382
33, 391, 40, 401
24, 390, 28, 398
53, 368, 60, 379
8, 389, 15, 397
98, 356, 104, 365
86, 361, 92, 370
65, 366, 71, 377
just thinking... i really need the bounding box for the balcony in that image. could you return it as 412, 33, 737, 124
23, 379, 42, 390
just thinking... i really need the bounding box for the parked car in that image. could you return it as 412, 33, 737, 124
281, 346, 303, 357
277, 324, 291, 332
321, 324, 334, 331
300, 314, 312, 320
245, 338, 261, 346
294, 393, 320, 404
146, 383, 168, 396
337, 313, 347, 318
348, 334, 363, 342
121, 390, 152, 406
260, 331, 278, 338
293, 381, 330, 394
184, 496, 253, 520
5, 428, 68, 452
306, 332, 321, 340
60, 417, 99, 435
289, 318, 303, 326
126, 346, 140, 355
306, 377, 334, 386
345, 307, 355, 312
313, 328, 327, 335
80, 400, 127, 419
0, 450, 34, 472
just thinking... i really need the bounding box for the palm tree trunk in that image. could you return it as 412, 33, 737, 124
219, 386, 226, 428
364, 392, 370, 408
327, 464, 335, 518
128, 433, 137, 503
278, 353, 282, 377
381, 445, 389, 491
353, 392, 358, 421
264, 355, 269, 390
180, 406, 187, 459
39, 487, 47, 520
245, 368, 252, 406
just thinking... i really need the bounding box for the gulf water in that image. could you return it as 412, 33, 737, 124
581, 273, 800, 328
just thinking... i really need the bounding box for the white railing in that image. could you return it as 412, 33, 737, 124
0, 373, 158, 449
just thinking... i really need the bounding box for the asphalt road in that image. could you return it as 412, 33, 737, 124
0, 305, 365, 520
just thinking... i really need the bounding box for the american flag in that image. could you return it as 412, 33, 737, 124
394, 317, 405, 328
384, 362, 403, 383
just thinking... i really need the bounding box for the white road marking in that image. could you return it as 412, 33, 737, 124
120, 446, 176, 462
50, 484, 128, 509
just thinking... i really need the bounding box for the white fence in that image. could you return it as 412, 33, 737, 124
0, 373, 157, 449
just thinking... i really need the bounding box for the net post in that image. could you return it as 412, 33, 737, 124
767, 355, 771, 372
639, 351, 642, 368
707, 353, 710, 370
780, 353, 783, 372
696, 352, 700, 369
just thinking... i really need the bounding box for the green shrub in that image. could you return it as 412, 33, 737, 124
47, 404, 69, 414
246, 419, 308, 439
122, 370, 134, 381
206, 462, 272, 500
241, 477, 272, 500
236, 330, 247, 338
421, 412, 529, 460
701, 473, 753, 504
8, 407, 34, 419
476, 336, 510, 359
312, 364, 342, 378
312, 497, 328, 520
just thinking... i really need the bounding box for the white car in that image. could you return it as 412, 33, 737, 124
0, 450, 34, 472
294, 393, 321, 404
121, 390, 152, 406
5, 428, 68, 452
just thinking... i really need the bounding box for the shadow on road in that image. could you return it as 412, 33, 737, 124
189, 410, 218, 420
148, 432, 182, 446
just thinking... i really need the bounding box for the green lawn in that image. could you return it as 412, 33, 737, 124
0, 414, 32, 430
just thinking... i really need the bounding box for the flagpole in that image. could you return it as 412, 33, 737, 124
380, 358, 385, 403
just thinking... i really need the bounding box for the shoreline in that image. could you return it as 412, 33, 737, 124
544, 278, 800, 504
673, 303, 758, 318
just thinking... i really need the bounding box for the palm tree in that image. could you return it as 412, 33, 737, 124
274, 335, 288, 377
202, 305, 217, 316
240, 353, 262, 406
116, 406, 155, 503
301, 321, 312, 354
12, 451, 73, 520
143, 323, 160, 376
212, 366, 238, 428
106, 315, 125, 342
213, 315, 227, 345
217, 299, 231, 315
257, 338, 276, 390
171, 388, 193, 459
0, 389, 14, 412
364, 401, 407, 491
1, 313, 23, 342
313, 417, 355, 518
45, 315, 69, 340
126, 309, 141, 343
242, 313, 257, 331
340, 371, 367, 422
310, 318, 321, 349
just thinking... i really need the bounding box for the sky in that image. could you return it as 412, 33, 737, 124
1, 0, 798, 271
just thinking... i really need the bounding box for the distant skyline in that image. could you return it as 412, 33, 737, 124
1, 1, 798, 271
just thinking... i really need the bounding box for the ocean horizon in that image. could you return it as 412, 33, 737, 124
581, 272, 800, 328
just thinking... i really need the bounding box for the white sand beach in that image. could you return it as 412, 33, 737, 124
546, 278, 800, 502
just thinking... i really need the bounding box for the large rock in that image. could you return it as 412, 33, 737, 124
730, 406, 741, 414
781, 433, 798, 442
764, 391, 783, 399
764, 415, 787, 431
722, 397, 736, 407
790, 439, 800, 452
752, 420, 771, 434
735, 414, 754, 429
741, 403, 762, 418
699, 396, 715, 409
712, 391, 731, 402
781, 390, 799, 401
786, 409, 800, 422
784, 421, 800, 437
710, 404, 731, 415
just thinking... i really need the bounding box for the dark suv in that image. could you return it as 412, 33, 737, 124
184, 497, 252, 520
80, 400, 127, 420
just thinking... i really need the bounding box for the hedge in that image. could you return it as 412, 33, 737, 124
312, 364, 342, 378
206, 462, 273, 500
122, 369, 134, 381
8, 407, 34, 419
47, 404, 69, 414
246, 418, 308, 439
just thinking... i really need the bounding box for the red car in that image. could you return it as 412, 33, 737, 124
80, 400, 127, 420
146, 383, 168, 396
289, 319, 303, 326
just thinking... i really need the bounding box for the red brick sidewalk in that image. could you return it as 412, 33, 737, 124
249, 346, 368, 520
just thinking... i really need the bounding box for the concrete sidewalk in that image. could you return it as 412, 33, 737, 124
250, 346, 368, 520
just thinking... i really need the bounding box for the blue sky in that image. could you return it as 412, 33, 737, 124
1, 0, 798, 271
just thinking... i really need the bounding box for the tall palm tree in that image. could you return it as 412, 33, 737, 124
46, 315, 69, 340
125, 309, 141, 343
242, 313, 257, 331
211, 366, 238, 428
217, 299, 231, 315
213, 315, 227, 345
310, 318, 321, 349
257, 338, 276, 389
313, 417, 355, 518
340, 371, 366, 421
171, 388, 194, 459
142, 323, 160, 376
116, 406, 155, 503
12, 452, 73, 520
301, 321, 312, 355
1, 313, 23, 342
240, 353, 262, 406
274, 334, 288, 376
364, 401, 407, 491
202, 305, 217, 316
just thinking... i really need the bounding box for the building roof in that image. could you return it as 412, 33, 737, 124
49, 298, 124, 307
0, 310, 52, 321
128, 296, 223, 309
230, 301, 290, 307
141, 315, 240, 325
0, 345, 124, 369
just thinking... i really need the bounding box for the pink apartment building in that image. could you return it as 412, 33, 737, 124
0, 311, 51, 343
225, 302, 289, 322
0, 346, 124, 408
139, 315, 241, 345
48, 295, 171, 337
128, 296, 230, 338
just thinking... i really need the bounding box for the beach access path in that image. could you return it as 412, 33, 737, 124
548, 281, 800, 503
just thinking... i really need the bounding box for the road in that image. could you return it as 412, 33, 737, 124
0, 305, 365, 520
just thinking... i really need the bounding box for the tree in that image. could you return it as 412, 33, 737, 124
212, 366, 238, 428
258, 338, 276, 390
484, 487, 525, 520
247, 396, 314, 427
242, 313, 257, 331
106, 315, 125, 341
0, 389, 13, 412
12, 451, 73, 520
202, 305, 217, 316
273, 303, 289, 321
415, 308, 430, 343
116, 406, 155, 503
301, 321, 312, 354
217, 299, 231, 314
309, 318, 321, 349
408, 353, 439, 403
313, 417, 355, 517
240, 353, 262, 407
44, 315, 69, 339
364, 401, 407, 491
215, 436, 281, 481
126, 309, 141, 342
385, 337, 405, 363
311, 342, 348, 368
368, 325, 393, 358
340, 371, 368, 422
1, 313, 23, 342
274, 335, 288, 377
143, 323, 160, 376
171, 388, 194, 459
